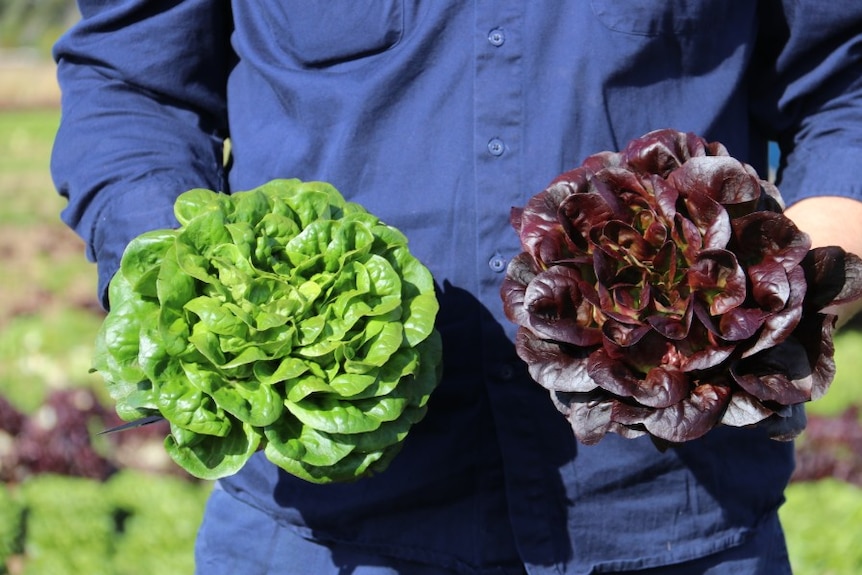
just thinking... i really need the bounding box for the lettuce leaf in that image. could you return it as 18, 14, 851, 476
93, 179, 441, 482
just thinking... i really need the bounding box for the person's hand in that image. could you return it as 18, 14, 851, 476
785, 196, 862, 328
758, 404, 807, 441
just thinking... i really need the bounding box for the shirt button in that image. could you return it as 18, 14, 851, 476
488, 254, 507, 273
487, 138, 505, 156
488, 28, 505, 47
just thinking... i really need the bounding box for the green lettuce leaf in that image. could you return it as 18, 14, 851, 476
93, 179, 442, 483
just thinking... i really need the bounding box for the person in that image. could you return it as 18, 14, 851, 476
51, 2, 862, 574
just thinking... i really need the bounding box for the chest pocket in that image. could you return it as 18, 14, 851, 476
262, 0, 404, 67
589, 0, 730, 36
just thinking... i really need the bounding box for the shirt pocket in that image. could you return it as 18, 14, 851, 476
261, 0, 404, 67
589, 0, 727, 37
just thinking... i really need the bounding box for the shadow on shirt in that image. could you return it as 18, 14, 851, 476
272, 281, 576, 572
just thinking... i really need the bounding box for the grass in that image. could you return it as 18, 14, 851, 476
2, 107, 862, 574
780, 320, 862, 574
0, 108, 103, 416
0, 109, 63, 224
807, 327, 862, 418
781, 479, 862, 575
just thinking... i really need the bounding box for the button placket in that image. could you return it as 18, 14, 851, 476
474, 4, 523, 324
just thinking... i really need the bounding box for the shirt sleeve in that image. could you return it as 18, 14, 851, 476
50, 0, 231, 307
749, 0, 862, 206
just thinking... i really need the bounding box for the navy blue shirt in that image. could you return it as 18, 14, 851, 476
52, 2, 862, 573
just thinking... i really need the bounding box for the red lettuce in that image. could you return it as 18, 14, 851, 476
501, 129, 862, 444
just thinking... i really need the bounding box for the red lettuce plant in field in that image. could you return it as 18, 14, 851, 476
1, 389, 116, 482
501, 129, 862, 444
792, 407, 862, 486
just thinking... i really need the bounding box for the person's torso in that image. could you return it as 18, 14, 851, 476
219, 3, 792, 573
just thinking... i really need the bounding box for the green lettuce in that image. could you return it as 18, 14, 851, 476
93, 179, 442, 482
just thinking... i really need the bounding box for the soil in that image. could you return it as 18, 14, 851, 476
0, 223, 102, 327
0, 53, 60, 110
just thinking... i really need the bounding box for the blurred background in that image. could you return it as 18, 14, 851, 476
1, 3, 210, 575
1, 2, 861, 574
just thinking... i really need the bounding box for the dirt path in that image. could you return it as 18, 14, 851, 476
0, 53, 60, 110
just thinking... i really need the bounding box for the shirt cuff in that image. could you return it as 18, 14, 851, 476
91, 178, 187, 308
778, 144, 862, 207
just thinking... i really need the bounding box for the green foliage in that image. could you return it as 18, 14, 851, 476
94, 181, 442, 482
0, 109, 63, 225
106, 471, 210, 575
0, 106, 210, 575
20, 474, 114, 575
808, 326, 862, 419
0, 0, 77, 52
777, 324, 862, 575
782, 479, 862, 575
0, 484, 22, 569
0, 309, 105, 413
0, 472, 210, 575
